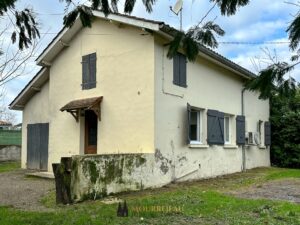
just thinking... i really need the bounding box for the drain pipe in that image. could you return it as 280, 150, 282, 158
241, 88, 246, 172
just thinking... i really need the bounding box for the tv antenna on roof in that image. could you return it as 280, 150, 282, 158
170, 0, 183, 31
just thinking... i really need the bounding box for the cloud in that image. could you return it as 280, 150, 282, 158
2, 0, 300, 123
225, 20, 286, 41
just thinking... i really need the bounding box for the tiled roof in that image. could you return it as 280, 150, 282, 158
60, 96, 103, 111
0, 120, 12, 126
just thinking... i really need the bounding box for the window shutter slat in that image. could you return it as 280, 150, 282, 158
82, 55, 90, 90
187, 103, 191, 144
207, 109, 224, 145
89, 53, 96, 89
173, 54, 180, 85
173, 52, 187, 87
179, 54, 187, 87
218, 112, 225, 144
264, 122, 271, 146
236, 115, 246, 145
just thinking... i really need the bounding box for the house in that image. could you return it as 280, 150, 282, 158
13, 123, 22, 130
9, 12, 270, 198
0, 120, 12, 130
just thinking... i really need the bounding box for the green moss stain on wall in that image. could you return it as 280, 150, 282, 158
81, 159, 101, 184
103, 158, 124, 184
135, 155, 147, 167
71, 154, 150, 201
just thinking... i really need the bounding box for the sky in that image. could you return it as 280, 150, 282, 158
3, 0, 300, 123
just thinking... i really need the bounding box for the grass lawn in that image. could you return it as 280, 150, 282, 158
0, 167, 299, 225
0, 161, 20, 173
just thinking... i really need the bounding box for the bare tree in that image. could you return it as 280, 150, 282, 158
0, 87, 16, 124
247, 47, 298, 99
0, 12, 41, 86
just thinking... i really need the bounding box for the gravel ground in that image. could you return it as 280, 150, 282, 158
229, 178, 300, 203
0, 169, 55, 211
0, 169, 299, 213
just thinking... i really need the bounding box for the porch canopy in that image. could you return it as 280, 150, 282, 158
60, 96, 103, 122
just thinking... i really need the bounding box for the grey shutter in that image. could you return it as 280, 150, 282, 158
264, 122, 271, 146
27, 123, 49, 170
218, 112, 225, 144
173, 53, 187, 87
179, 54, 187, 87
236, 115, 246, 145
27, 124, 40, 169
89, 53, 96, 89
39, 123, 49, 171
82, 55, 90, 90
173, 53, 180, 86
207, 110, 225, 145
187, 103, 191, 144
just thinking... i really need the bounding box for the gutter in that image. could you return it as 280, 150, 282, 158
158, 25, 256, 80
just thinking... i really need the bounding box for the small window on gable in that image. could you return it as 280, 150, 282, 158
173, 52, 187, 88
224, 115, 231, 144
82, 53, 96, 90
187, 104, 203, 144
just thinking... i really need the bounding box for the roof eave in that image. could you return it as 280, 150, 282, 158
9, 68, 49, 110
36, 11, 162, 66
157, 25, 256, 80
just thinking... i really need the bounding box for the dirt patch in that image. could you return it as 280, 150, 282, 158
228, 178, 300, 203
0, 169, 55, 211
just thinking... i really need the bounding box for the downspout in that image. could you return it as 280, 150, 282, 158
241, 88, 246, 172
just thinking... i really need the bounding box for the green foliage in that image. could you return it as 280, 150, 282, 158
182, 35, 200, 61
166, 21, 225, 61
245, 62, 297, 99
0, 0, 40, 50
211, 0, 250, 16
124, 0, 136, 14
13, 8, 40, 50
0, 0, 16, 15
63, 5, 93, 28
167, 32, 185, 59
187, 21, 225, 50
245, 61, 300, 168
1, 1, 38, 49
287, 13, 300, 51
270, 91, 300, 168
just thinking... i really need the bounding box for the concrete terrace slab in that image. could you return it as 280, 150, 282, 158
26, 171, 54, 179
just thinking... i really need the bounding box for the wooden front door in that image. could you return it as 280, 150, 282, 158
85, 110, 98, 154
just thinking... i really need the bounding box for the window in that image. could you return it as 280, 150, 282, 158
189, 109, 202, 143
224, 115, 231, 144
173, 52, 187, 87
82, 53, 97, 90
